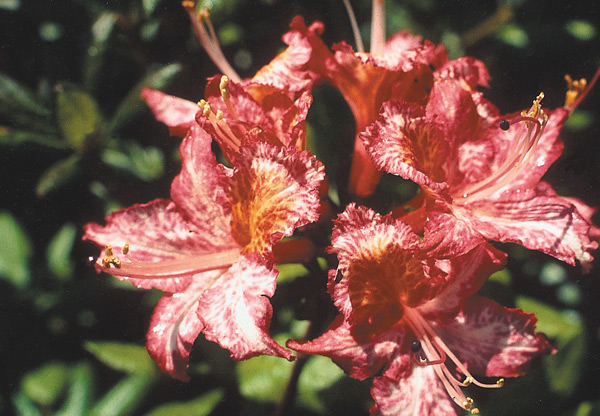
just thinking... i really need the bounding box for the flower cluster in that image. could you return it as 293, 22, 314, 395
84, 1, 599, 414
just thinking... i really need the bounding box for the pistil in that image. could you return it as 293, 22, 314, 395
404, 308, 503, 414
99, 243, 241, 279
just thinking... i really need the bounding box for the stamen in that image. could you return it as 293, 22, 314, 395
98, 245, 241, 279
219, 75, 240, 121
564, 74, 587, 108
342, 0, 365, 52
197, 99, 242, 153
122, 241, 129, 255
182, 1, 241, 82
370, 0, 386, 55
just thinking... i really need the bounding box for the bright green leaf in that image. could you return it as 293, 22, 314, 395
144, 389, 224, 416
101, 142, 164, 181
85, 341, 157, 375
566, 20, 596, 41
20, 361, 69, 406
39, 21, 64, 42
55, 362, 95, 416
0, 211, 32, 288
35, 153, 82, 197
0, 126, 65, 148
276, 262, 308, 284
565, 110, 593, 131
46, 222, 76, 280
539, 262, 567, 286
497, 23, 529, 48
89, 374, 155, 416
55, 83, 102, 149
12, 392, 42, 416
237, 354, 294, 403
556, 282, 582, 306
218, 23, 243, 46
142, 0, 162, 16
296, 356, 345, 412
107, 63, 181, 134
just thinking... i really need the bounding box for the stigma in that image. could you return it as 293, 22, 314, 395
404, 308, 503, 415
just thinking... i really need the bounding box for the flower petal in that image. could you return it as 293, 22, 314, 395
170, 126, 236, 248
141, 88, 198, 137
434, 296, 555, 377
146, 276, 220, 381
197, 256, 292, 361
370, 368, 458, 416
287, 315, 402, 380
228, 142, 324, 255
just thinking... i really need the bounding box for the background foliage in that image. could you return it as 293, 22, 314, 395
1, 0, 599, 415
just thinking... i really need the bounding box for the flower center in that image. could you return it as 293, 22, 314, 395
99, 243, 241, 279
455, 92, 548, 204
404, 308, 504, 415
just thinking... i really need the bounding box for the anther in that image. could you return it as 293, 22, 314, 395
564, 74, 588, 108
105, 244, 113, 257
122, 242, 129, 255
496, 378, 505, 387
219, 75, 230, 101
102, 256, 111, 268
499, 119, 510, 131
181, 0, 195, 11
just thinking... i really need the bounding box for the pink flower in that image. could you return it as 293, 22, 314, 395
288, 205, 554, 415
84, 126, 324, 380
362, 76, 599, 268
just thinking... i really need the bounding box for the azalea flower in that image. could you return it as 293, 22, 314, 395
362, 73, 599, 268
289, 204, 554, 415
84, 126, 324, 380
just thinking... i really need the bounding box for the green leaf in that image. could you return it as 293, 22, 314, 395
0, 126, 65, 148
12, 392, 42, 416
0, 0, 21, 11
107, 63, 181, 134
565, 110, 593, 131
237, 354, 294, 403
0, 72, 51, 123
101, 142, 164, 181
296, 356, 345, 412
46, 222, 77, 281
142, 0, 162, 16
516, 296, 586, 396
55, 362, 95, 416
55, 83, 102, 150
566, 20, 596, 41
497, 23, 529, 48
20, 361, 69, 406
276, 262, 308, 284
89, 374, 155, 416
84, 12, 118, 92
0, 211, 32, 288
85, 341, 157, 375
144, 389, 224, 416
35, 153, 82, 197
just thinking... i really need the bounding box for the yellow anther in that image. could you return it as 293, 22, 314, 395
105, 244, 113, 257
463, 397, 474, 410
564, 74, 588, 107
181, 0, 195, 11
496, 378, 505, 387
198, 99, 207, 108
463, 376, 473, 386
472, 408, 480, 414
102, 256, 111, 267
122, 242, 129, 255
112, 257, 121, 268
220, 75, 230, 101
216, 110, 223, 120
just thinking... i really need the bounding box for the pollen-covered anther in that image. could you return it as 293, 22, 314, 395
496, 378, 505, 387
105, 244, 113, 257
122, 242, 129, 255
181, 0, 195, 11
101, 255, 121, 269
564, 74, 588, 107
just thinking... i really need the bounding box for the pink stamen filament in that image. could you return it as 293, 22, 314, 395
185, 6, 241, 83
370, 0, 386, 55
404, 308, 503, 413
200, 100, 243, 152
99, 247, 241, 279
342, 0, 365, 53
457, 113, 546, 204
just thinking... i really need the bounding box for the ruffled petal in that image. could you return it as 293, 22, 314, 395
83, 199, 227, 292
141, 88, 198, 137
287, 315, 402, 380
228, 142, 325, 255
434, 296, 555, 377
435, 57, 490, 88
370, 367, 458, 416
196, 256, 292, 361
146, 277, 220, 381
170, 126, 236, 248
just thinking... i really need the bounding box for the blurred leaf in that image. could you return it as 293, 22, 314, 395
573, 400, 600, 416
497, 23, 529, 48
55, 83, 102, 150
565, 110, 593, 131
565, 20, 596, 41
101, 142, 164, 181
218, 23, 243, 46
46, 222, 77, 280
39, 21, 64, 42
516, 296, 586, 396
36, 153, 82, 197
0, 211, 32, 288
0, 126, 65, 148
21, 361, 69, 406
85, 341, 157, 375
193, 0, 246, 22
107, 63, 182, 134
141, 20, 161, 41
12, 392, 42, 416
142, 0, 162, 16
89, 374, 155, 416
237, 354, 293, 403
440, 31, 465, 59
296, 356, 345, 412
55, 362, 95, 416
539, 262, 567, 286
276, 263, 308, 284
0, 73, 53, 131
0, 0, 21, 11
144, 389, 224, 416
556, 282, 582, 306
84, 12, 118, 92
